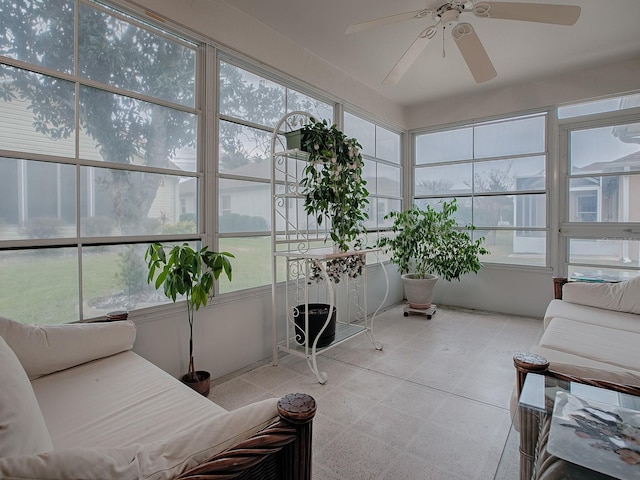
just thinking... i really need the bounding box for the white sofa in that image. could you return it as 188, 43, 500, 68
527, 277, 640, 386
512, 277, 640, 416
0, 316, 315, 480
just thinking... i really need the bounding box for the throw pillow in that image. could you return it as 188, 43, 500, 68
0, 336, 53, 456
0, 316, 137, 380
562, 276, 640, 315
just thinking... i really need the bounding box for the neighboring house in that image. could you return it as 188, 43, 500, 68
0, 92, 187, 239
514, 150, 640, 263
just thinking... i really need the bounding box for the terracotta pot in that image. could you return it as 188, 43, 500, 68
401, 273, 438, 309
181, 370, 211, 397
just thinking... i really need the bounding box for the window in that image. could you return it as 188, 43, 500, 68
413, 113, 548, 266
344, 112, 402, 232
217, 60, 333, 292
0, 0, 201, 323
560, 96, 640, 281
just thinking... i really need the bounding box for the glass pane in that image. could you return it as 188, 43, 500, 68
414, 164, 472, 196
219, 120, 271, 178
82, 244, 170, 319
377, 198, 401, 228
569, 238, 640, 272
78, 4, 196, 108
559, 94, 640, 119
344, 112, 374, 157
0, 248, 79, 324
80, 167, 194, 236
363, 198, 377, 230
570, 124, 640, 175
474, 194, 546, 228
0, 65, 76, 157
0, 0, 74, 73
568, 176, 640, 222
479, 230, 546, 266
377, 163, 401, 196
568, 264, 639, 283
219, 62, 285, 126
0, 158, 76, 240
273, 190, 318, 233
414, 197, 472, 226
362, 160, 377, 194
219, 237, 271, 292
474, 157, 546, 193
219, 179, 270, 233
415, 127, 472, 164
376, 126, 400, 163
474, 115, 545, 159
78, 85, 196, 171
287, 90, 333, 124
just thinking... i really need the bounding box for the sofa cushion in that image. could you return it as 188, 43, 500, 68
0, 316, 136, 380
562, 276, 640, 315
543, 299, 640, 334
0, 336, 53, 456
0, 399, 280, 480
32, 350, 229, 448
538, 317, 640, 372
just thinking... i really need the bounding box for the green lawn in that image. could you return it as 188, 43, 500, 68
0, 238, 277, 323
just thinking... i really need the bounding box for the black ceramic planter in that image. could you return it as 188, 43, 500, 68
293, 303, 336, 348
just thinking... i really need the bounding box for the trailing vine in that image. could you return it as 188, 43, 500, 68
298, 117, 369, 252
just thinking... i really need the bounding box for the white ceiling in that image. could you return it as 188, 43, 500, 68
220, 0, 640, 107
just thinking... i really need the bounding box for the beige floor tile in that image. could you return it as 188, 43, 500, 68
210, 303, 542, 479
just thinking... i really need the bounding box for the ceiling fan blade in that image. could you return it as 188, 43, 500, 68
473, 2, 581, 26
346, 9, 434, 34
382, 25, 438, 86
452, 23, 497, 83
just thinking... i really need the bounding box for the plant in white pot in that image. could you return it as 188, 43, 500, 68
145, 242, 233, 396
376, 199, 489, 309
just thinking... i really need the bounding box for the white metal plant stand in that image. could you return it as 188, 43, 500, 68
270, 112, 388, 384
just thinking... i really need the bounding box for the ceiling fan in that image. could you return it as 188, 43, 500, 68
345, 1, 581, 85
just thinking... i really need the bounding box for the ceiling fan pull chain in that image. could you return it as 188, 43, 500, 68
442, 27, 446, 58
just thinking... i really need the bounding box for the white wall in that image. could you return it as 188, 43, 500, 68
132, 263, 402, 380
407, 57, 640, 129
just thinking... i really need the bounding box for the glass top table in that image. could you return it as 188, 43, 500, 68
494, 373, 640, 480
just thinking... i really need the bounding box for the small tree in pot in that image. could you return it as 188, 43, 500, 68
145, 242, 233, 396
376, 199, 489, 309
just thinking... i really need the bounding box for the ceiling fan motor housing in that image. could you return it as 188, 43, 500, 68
439, 8, 461, 27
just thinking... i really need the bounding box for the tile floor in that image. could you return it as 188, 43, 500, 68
209, 303, 543, 480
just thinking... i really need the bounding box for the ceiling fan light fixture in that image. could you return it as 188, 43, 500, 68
440, 8, 461, 27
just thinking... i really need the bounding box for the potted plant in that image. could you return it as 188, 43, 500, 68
145, 242, 233, 396
298, 117, 369, 253
376, 199, 489, 309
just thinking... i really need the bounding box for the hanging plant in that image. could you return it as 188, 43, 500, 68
298, 117, 369, 252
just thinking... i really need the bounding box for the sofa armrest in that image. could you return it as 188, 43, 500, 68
552, 277, 568, 300
0, 316, 136, 379
513, 352, 640, 397
176, 393, 316, 480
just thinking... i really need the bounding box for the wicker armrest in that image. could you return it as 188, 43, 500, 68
552, 277, 568, 300
513, 352, 640, 397
177, 393, 316, 480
